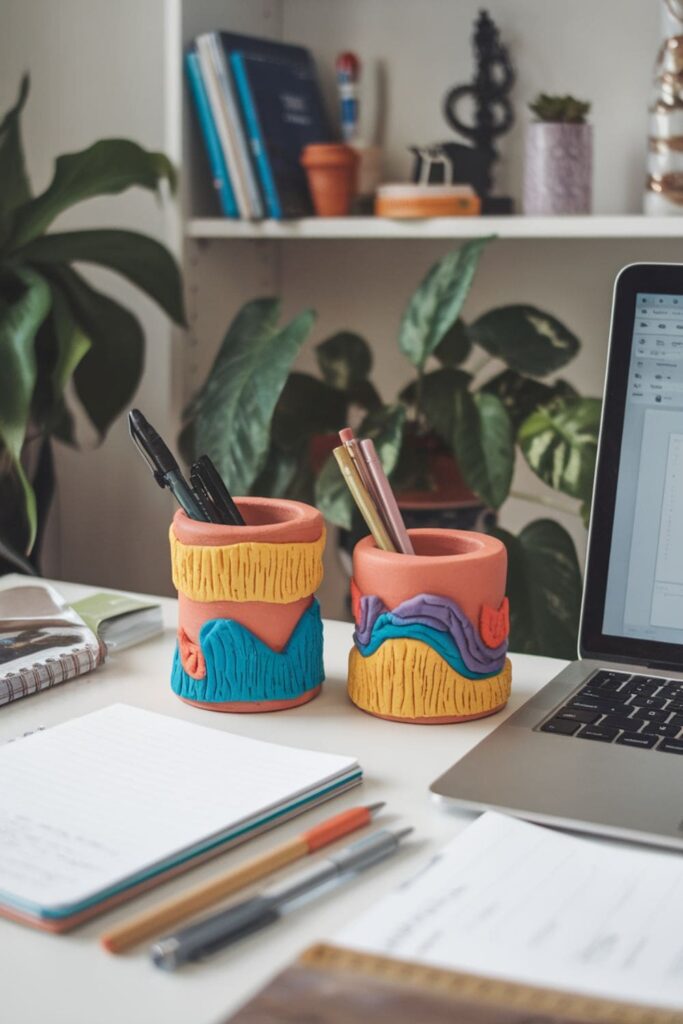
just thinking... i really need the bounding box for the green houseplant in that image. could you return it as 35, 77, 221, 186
181, 238, 600, 659
0, 76, 184, 572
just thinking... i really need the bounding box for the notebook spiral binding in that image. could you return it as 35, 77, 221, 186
0, 640, 105, 707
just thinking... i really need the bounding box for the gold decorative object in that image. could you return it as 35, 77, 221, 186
646, 7, 683, 212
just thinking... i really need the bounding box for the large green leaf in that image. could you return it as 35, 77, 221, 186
315, 331, 372, 390
50, 287, 91, 398
190, 298, 316, 495
401, 367, 471, 442
313, 452, 351, 529
518, 396, 601, 504
0, 268, 51, 549
271, 372, 348, 451
493, 520, 582, 659
482, 369, 577, 431
314, 403, 406, 529
469, 305, 580, 376
360, 403, 406, 476
433, 318, 472, 366
251, 445, 301, 500
398, 237, 492, 369
8, 139, 176, 249
43, 265, 144, 437
0, 75, 31, 242
21, 229, 185, 325
452, 390, 514, 508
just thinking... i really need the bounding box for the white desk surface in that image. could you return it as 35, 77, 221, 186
0, 575, 565, 1024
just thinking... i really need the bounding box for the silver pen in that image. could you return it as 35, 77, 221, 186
150, 826, 413, 971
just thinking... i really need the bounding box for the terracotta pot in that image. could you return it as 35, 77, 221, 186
347, 528, 511, 724
169, 497, 325, 713
300, 144, 358, 216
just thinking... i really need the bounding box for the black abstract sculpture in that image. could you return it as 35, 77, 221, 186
413, 10, 515, 213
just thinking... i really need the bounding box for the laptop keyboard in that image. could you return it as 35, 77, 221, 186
538, 669, 683, 754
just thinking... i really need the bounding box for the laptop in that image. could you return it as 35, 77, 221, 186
431, 263, 683, 850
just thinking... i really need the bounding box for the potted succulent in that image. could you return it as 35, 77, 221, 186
523, 93, 592, 214
0, 77, 185, 574
180, 237, 601, 659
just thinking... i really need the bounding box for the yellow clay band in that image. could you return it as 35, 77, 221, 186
348, 639, 511, 720
169, 527, 325, 603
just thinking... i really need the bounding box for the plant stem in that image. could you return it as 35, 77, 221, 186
415, 364, 425, 430
509, 488, 580, 517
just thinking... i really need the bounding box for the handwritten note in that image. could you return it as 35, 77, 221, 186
338, 811, 683, 1010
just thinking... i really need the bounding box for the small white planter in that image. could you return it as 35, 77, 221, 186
523, 122, 593, 215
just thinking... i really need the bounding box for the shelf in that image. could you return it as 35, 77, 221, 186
186, 215, 683, 241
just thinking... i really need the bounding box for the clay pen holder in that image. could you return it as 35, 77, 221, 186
348, 529, 511, 724
169, 498, 325, 712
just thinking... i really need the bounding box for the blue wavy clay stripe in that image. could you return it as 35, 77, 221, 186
355, 620, 498, 678
172, 599, 324, 705
354, 593, 507, 676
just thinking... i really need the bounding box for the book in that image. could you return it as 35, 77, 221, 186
194, 34, 252, 218
0, 584, 103, 707
70, 591, 163, 652
0, 704, 362, 931
218, 33, 331, 218
230, 51, 282, 219
185, 50, 238, 218
196, 33, 264, 219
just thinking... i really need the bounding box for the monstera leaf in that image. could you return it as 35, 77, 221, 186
452, 390, 514, 509
469, 305, 580, 376
398, 238, 492, 369
187, 298, 316, 495
494, 519, 582, 659
518, 396, 601, 505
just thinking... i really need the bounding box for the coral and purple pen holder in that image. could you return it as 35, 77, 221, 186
347, 529, 512, 724
169, 498, 325, 713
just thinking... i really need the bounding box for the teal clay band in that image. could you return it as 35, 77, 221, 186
171, 599, 324, 705
356, 620, 493, 679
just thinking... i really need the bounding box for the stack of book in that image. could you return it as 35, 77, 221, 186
186, 32, 332, 220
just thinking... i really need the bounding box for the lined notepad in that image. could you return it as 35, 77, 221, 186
0, 705, 361, 929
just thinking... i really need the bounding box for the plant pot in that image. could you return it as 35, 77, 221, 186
347, 529, 511, 724
169, 497, 325, 712
300, 144, 358, 216
523, 122, 592, 214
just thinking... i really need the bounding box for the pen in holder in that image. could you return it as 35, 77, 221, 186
169, 498, 326, 712
347, 529, 511, 724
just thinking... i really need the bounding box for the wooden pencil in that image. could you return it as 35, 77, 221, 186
101, 802, 383, 954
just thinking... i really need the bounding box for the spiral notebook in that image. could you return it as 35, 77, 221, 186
0, 584, 103, 706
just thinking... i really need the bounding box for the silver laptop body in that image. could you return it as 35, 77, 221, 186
431, 264, 683, 851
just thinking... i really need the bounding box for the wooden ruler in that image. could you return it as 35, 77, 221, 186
290, 943, 683, 1024
227, 941, 683, 1023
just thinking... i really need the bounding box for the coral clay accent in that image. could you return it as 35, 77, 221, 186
480, 597, 510, 649
177, 627, 206, 680
169, 528, 325, 603
348, 638, 511, 722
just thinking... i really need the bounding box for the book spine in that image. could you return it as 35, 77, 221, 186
230, 52, 282, 220
195, 34, 250, 219
185, 52, 238, 218
207, 33, 264, 220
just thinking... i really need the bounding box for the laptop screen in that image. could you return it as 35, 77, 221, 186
602, 290, 683, 647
